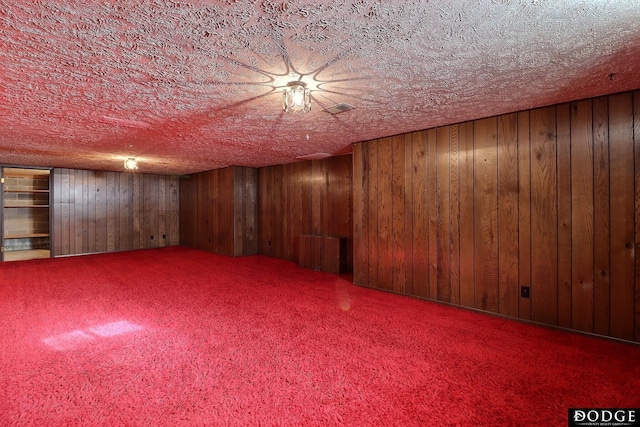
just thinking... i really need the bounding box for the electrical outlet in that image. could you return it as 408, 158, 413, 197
521, 286, 530, 298
150, 235, 154, 240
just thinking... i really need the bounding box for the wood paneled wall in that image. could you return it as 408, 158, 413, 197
179, 166, 257, 257
52, 169, 179, 256
258, 155, 352, 270
353, 90, 640, 343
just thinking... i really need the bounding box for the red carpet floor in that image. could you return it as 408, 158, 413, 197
0, 246, 638, 426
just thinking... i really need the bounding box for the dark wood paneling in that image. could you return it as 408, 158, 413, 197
592, 96, 610, 336
179, 175, 197, 248
233, 167, 257, 256
299, 234, 321, 271
427, 128, 438, 300
52, 169, 179, 256
570, 100, 594, 333
474, 117, 498, 312
498, 113, 519, 318
391, 135, 406, 293
436, 126, 451, 302
257, 155, 353, 272
609, 92, 635, 341
635, 91, 640, 343
517, 111, 532, 321
353, 143, 365, 284
377, 140, 393, 290
404, 135, 415, 295
367, 142, 379, 286
411, 132, 429, 298
529, 106, 558, 325
180, 166, 257, 257
449, 125, 461, 305
556, 104, 572, 329
352, 89, 640, 343
95, 172, 107, 253
459, 122, 475, 308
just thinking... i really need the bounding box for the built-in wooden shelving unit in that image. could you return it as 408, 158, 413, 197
1, 167, 51, 261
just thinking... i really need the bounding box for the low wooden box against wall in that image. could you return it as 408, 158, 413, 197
299, 234, 348, 274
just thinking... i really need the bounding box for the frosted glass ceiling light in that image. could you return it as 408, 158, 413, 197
283, 82, 311, 113
124, 157, 138, 171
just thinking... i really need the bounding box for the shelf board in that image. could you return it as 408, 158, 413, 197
4, 233, 49, 239
3, 189, 50, 193
3, 249, 50, 262
4, 204, 50, 208
2, 169, 50, 178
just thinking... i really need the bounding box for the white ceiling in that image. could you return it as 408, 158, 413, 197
1, 0, 639, 175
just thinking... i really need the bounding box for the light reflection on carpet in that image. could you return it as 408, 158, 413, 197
42, 321, 144, 351
42, 330, 95, 351
88, 320, 144, 337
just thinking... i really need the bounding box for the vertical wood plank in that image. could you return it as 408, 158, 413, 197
233, 167, 243, 256
158, 175, 167, 247
427, 128, 438, 299
244, 168, 257, 255
459, 121, 475, 308
258, 167, 270, 255
609, 92, 635, 341
284, 163, 295, 261
82, 170, 89, 252
352, 142, 368, 285
556, 103, 572, 329
449, 125, 461, 305
106, 172, 116, 252
336, 155, 352, 268
436, 126, 451, 302
61, 169, 71, 256
272, 165, 284, 259
87, 171, 97, 253
634, 90, 640, 342
357, 144, 370, 285
67, 170, 75, 255
120, 173, 132, 250
52, 169, 64, 256
404, 135, 414, 295
530, 106, 558, 325
179, 174, 195, 248
311, 160, 322, 236
498, 113, 520, 318
368, 141, 379, 287
518, 111, 532, 320
73, 169, 83, 254
132, 174, 142, 250
377, 138, 393, 291
392, 135, 406, 293
211, 170, 219, 253
169, 176, 179, 246
592, 96, 611, 336
151, 174, 160, 248
411, 131, 429, 298
571, 99, 595, 333
113, 172, 120, 250
474, 117, 499, 312
221, 168, 235, 256
95, 172, 107, 252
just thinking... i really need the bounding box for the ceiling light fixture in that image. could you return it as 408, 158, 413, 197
283, 81, 311, 113
124, 158, 139, 171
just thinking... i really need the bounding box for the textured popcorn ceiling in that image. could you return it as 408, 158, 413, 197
1, 0, 639, 174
